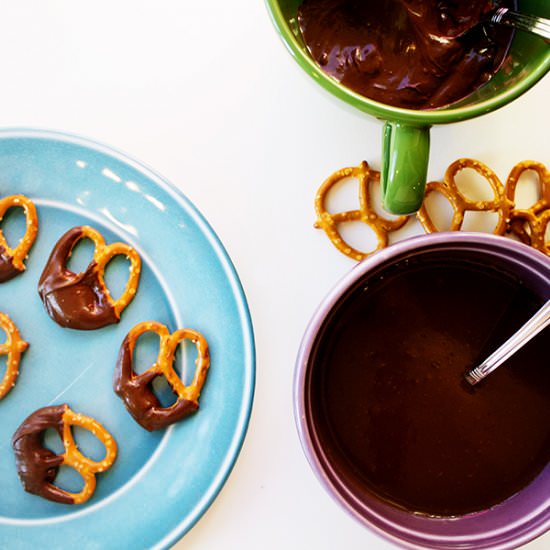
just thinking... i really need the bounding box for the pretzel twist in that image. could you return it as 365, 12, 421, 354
417, 159, 513, 235
507, 209, 550, 255
0, 312, 29, 399
127, 321, 209, 404
60, 407, 118, 504
77, 226, 141, 316
12, 404, 117, 504
114, 321, 210, 430
0, 194, 38, 275
506, 160, 550, 216
505, 161, 550, 247
314, 161, 408, 261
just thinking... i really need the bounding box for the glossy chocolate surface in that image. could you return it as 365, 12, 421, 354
38, 227, 118, 330
114, 336, 198, 431
308, 254, 550, 516
12, 404, 73, 504
298, 0, 514, 109
0, 245, 22, 282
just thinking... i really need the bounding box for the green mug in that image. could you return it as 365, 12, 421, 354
265, 0, 550, 214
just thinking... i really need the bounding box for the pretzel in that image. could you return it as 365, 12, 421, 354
0, 195, 38, 282
314, 161, 408, 261
505, 161, 550, 246
12, 404, 117, 504
0, 312, 29, 399
114, 321, 210, 431
507, 209, 550, 255
417, 159, 513, 235
38, 226, 141, 330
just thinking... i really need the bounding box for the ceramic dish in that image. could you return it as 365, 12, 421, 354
0, 129, 255, 548
295, 233, 550, 549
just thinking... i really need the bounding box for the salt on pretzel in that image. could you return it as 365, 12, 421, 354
0, 195, 38, 282
0, 312, 29, 399
114, 321, 210, 431
505, 161, 550, 246
38, 225, 141, 330
12, 404, 117, 504
314, 161, 408, 261
417, 159, 513, 235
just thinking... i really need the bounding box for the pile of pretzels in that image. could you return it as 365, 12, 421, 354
315, 159, 549, 261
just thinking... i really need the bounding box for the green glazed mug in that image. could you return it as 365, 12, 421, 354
265, 0, 550, 214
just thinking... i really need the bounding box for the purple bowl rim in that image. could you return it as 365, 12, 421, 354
294, 232, 550, 550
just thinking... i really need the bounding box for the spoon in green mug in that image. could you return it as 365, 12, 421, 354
465, 299, 550, 385
488, 7, 550, 40
441, 6, 550, 42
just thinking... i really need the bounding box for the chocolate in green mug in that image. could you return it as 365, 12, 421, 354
265, 0, 550, 214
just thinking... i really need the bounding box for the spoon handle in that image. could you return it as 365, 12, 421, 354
491, 8, 550, 41
466, 300, 550, 386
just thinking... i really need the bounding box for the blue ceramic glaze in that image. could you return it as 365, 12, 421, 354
0, 129, 255, 549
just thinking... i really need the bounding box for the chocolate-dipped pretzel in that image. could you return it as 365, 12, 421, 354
0, 195, 38, 282
0, 312, 29, 400
38, 226, 141, 330
12, 404, 117, 504
114, 321, 210, 431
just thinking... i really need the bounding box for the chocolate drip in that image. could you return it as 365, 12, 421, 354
114, 336, 198, 431
12, 404, 74, 504
38, 227, 118, 330
0, 245, 23, 282
298, 0, 514, 109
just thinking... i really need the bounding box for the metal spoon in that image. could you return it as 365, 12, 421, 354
440, 6, 550, 42
489, 7, 550, 41
465, 299, 550, 386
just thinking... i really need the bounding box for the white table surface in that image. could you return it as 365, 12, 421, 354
0, 2, 548, 549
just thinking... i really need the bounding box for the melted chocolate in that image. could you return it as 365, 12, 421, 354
308, 254, 550, 516
12, 404, 73, 504
298, 0, 514, 109
38, 227, 118, 330
0, 245, 23, 282
114, 336, 198, 431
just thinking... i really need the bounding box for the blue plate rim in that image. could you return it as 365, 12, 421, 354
0, 127, 256, 549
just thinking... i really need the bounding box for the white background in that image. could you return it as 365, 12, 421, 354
0, 2, 548, 549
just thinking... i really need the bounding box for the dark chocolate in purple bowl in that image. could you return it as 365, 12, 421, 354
294, 233, 550, 549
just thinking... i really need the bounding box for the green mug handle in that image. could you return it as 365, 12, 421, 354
380, 122, 431, 215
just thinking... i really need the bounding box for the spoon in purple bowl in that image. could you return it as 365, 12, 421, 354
466, 299, 550, 385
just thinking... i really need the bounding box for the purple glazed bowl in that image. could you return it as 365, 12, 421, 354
295, 233, 550, 550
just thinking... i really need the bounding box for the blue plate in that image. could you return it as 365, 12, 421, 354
0, 129, 255, 549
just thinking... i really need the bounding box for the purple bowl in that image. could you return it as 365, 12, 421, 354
295, 233, 550, 550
